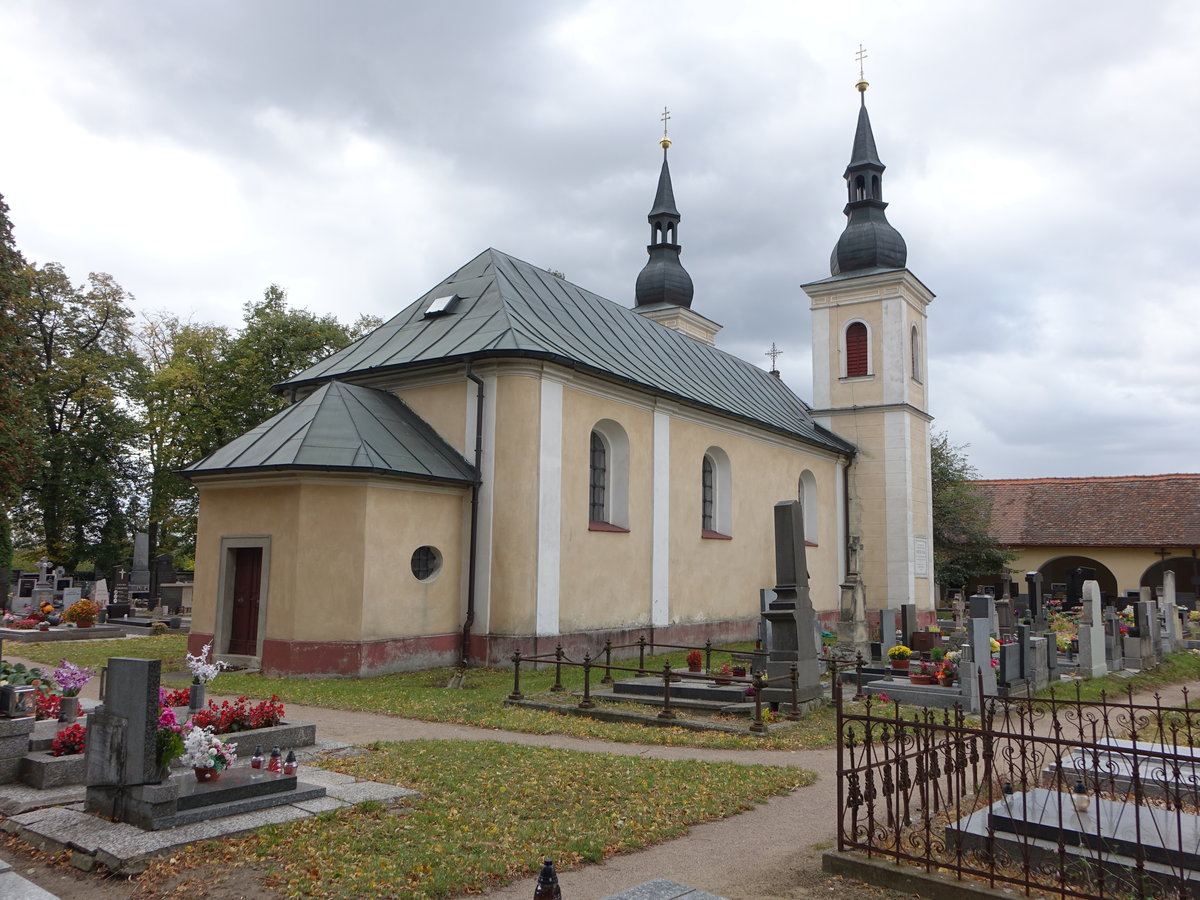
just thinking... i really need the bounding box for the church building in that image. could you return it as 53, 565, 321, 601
183, 80, 937, 677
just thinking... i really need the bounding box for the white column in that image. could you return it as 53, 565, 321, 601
535, 379, 563, 636
651, 409, 671, 626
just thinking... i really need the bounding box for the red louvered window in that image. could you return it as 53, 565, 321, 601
846, 322, 869, 377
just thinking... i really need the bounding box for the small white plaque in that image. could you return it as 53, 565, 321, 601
914, 536, 929, 578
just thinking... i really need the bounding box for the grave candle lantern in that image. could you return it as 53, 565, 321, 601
0, 685, 35, 718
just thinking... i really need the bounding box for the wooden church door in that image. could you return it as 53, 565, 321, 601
228, 547, 262, 655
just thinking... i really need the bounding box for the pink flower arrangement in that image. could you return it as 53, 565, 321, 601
53, 660, 94, 697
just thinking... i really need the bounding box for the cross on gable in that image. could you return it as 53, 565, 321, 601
765, 342, 783, 368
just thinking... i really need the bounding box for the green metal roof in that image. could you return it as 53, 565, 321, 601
281, 249, 854, 455
182, 380, 477, 483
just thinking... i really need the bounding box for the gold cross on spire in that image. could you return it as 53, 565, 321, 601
766, 342, 783, 371
855, 45, 869, 94
660, 106, 672, 149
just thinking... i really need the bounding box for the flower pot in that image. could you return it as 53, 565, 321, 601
890, 658, 909, 670
687, 664, 702, 673
76, 622, 93, 629
188, 683, 206, 715
59, 696, 80, 724
939, 675, 955, 687
909, 674, 935, 685
731, 667, 747, 677
194, 766, 221, 783
38, 623, 50, 631
714, 678, 733, 686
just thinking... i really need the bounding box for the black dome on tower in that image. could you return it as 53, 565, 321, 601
830, 87, 907, 276
635, 137, 694, 309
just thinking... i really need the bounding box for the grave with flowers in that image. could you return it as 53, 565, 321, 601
81, 657, 326, 831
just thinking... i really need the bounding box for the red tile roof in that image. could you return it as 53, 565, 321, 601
973, 474, 1200, 548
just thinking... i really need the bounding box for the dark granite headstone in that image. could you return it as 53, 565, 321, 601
900, 603, 918, 648
969, 594, 992, 621
761, 500, 821, 706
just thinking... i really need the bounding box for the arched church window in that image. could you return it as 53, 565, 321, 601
702, 447, 732, 538
911, 325, 921, 382
871, 174, 880, 199
845, 321, 870, 377
589, 420, 630, 530
589, 431, 607, 522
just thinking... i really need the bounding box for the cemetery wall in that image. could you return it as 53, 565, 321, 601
1003, 545, 1166, 597
395, 378, 469, 455
555, 381, 655, 632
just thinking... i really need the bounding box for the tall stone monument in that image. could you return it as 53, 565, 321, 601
130, 532, 151, 593
760, 500, 822, 707
832, 536, 870, 661
1077, 580, 1108, 678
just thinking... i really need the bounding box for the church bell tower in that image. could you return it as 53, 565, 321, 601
802, 71, 936, 614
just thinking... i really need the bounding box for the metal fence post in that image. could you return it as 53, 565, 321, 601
550, 645, 565, 692
508, 651, 524, 701
601, 639, 613, 684
578, 653, 594, 709
750, 672, 768, 734
787, 663, 801, 720
637, 635, 647, 676
703, 638, 713, 673
658, 662, 676, 719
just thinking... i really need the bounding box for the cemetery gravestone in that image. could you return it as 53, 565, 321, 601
1077, 580, 1108, 678
131, 533, 151, 592
85, 658, 174, 828
761, 500, 822, 707
964, 615, 997, 712
900, 604, 918, 650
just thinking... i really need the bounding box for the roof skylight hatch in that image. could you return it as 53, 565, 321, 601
423, 293, 461, 318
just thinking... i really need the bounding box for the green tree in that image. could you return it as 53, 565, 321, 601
18, 263, 142, 569
133, 313, 235, 558
0, 194, 38, 593
133, 287, 381, 556
224, 285, 379, 434
931, 430, 1014, 596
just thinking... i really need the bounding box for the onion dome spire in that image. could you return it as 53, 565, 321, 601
636, 107, 694, 308
829, 62, 907, 276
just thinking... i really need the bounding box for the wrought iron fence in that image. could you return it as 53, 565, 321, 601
836, 674, 1200, 899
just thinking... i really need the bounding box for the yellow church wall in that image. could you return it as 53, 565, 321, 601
824, 300, 887, 408
289, 482, 367, 641
828, 409, 890, 608
486, 373, 543, 634
395, 381, 469, 456
665, 416, 843, 621
191, 483, 300, 641
361, 484, 467, 639
557, 385, 654, 632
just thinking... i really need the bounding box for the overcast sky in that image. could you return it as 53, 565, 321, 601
3, 1, 1197, 479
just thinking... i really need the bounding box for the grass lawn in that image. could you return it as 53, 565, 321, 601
11, 634, 190, 672
1034, 650, 1200, 703
151, 740, 812, 899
